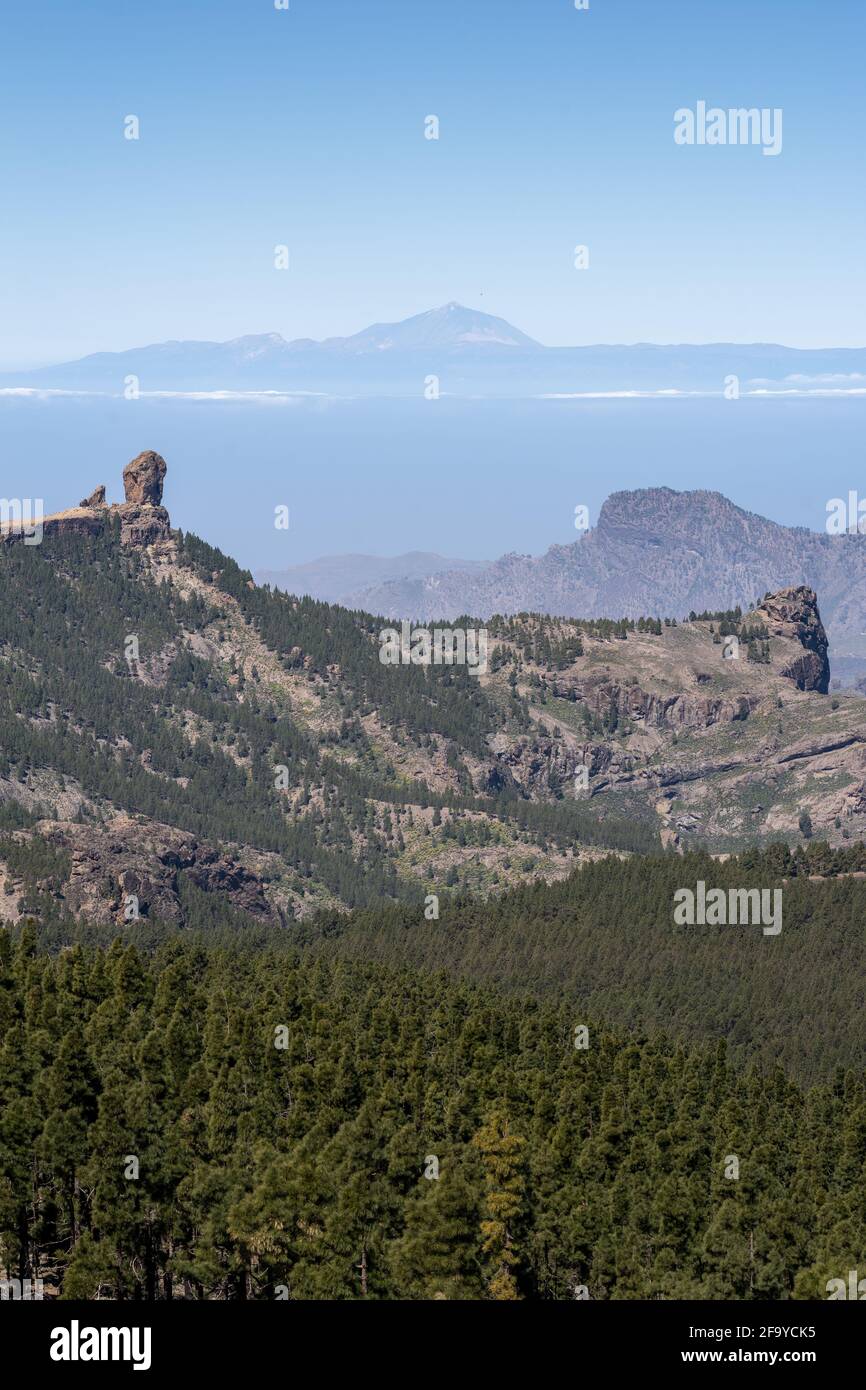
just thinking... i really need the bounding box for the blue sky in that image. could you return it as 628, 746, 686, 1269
1, 0, 864, 366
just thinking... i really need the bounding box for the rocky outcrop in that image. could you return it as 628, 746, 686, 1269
24, 815, 274, 924
79, 485, 106, 507
39, 510, 108, 540
547, 671, 755, 731
123, 450, 167, 505
753, 586, 830, 693
489, 733, 623, 798
1, 452, 173, 551
776, 733, 864, 765
479, 585, 838, 822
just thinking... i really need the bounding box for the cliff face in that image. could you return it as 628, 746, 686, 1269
115, 502, 172, 547
484, 590, 841, 824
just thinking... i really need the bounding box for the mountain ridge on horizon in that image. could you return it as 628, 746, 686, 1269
256, 549, 490, 608
5, 303, 866, 395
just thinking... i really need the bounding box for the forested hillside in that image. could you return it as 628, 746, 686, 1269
1, 927, 864, 1301
296, 842, 866, 1083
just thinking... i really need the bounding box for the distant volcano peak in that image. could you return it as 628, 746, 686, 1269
336, 303, 542, 353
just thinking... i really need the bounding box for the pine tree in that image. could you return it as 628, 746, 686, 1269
472, 1108, 526, 1300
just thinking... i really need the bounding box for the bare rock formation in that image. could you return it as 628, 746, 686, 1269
28, 815, 274, 925
39, 511, 107, 541
1, 451, 173, 550
79, 485, 107, 507
753, 586, 830, 693
123, 450, 167, 505
117, 502, 172, 547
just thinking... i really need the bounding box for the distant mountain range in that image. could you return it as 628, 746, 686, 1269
257, 551, 488, 608
4, 303, 866, 396
264, 487, 866, 682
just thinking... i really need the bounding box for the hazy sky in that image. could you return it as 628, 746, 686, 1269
1, 0, 864, 367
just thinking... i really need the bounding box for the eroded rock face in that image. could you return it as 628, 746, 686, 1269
482, 585, 835, 810
489, 733, 621, 798
117, 503, 172, 547
753, 586, 830, 693
547, 671, 756, 731
123, 450, 167, 505
26, 815, 274, 924
39, 512, 106, 540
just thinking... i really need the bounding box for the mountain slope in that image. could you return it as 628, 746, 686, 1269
301, 844, 866, 1083
2, 453, 865, 933
6, 934, 864, 1302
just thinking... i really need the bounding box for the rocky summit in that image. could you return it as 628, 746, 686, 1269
79, 484, 106, 507
1, 450, 172, 550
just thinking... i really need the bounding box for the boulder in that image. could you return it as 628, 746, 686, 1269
2, 452, 173, 550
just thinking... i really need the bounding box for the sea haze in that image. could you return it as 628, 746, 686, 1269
2, 393, 863, 573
